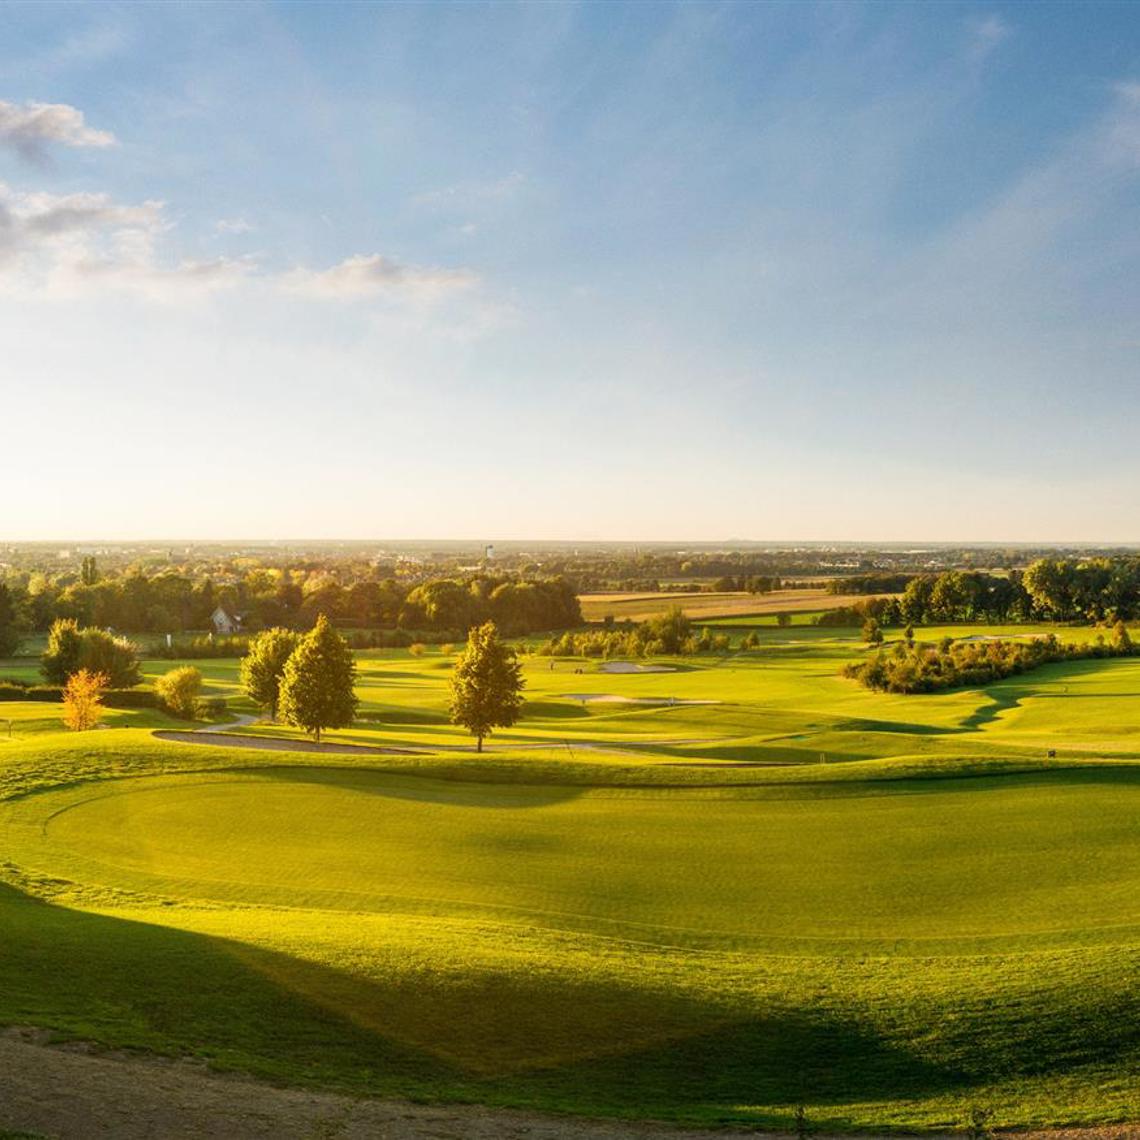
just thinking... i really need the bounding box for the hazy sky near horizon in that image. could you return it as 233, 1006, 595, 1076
2, 1, 1140, 542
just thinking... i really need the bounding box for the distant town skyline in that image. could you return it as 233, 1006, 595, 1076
2, 2, 1140, 541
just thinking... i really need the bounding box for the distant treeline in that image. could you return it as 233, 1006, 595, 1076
827, 573, 912, 595
844, 625, 1135, 694
821, 558, 1140, 627
0, 563, 581, 645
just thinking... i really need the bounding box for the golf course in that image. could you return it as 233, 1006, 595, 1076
1, 619, 1138, 1134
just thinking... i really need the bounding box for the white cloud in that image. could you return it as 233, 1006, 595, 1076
282, 253, 478, 299
215, 216, 254, 235
0, 100, 116, 161
0, 184, 249, 300
0, 187, 477, 306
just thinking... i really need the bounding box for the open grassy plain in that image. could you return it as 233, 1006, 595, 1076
1, 624, 1138, 1133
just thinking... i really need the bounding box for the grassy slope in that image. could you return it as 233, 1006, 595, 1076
1, 629, 1139, 1130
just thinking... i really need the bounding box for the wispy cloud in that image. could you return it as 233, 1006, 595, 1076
215, 216, 254, 235
413, 171, 526, 209
0, 185, 477, 306
0, 100, 115, 161
282, 253, 478, 299
965, 15, 1012, 65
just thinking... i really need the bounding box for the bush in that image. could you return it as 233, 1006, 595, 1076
843, 633, 1134, 694
151, 634, 252, 659
195, 696, 228, 719
41, 619, 141, 687
0, 682, 30, 701
155, 666, 203, 719
26, 686, 63, 702
102, 688, 161, 709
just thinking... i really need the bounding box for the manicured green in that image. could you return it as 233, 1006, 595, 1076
0, 624, 1139, 1131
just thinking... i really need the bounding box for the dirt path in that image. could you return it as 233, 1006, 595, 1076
0, 1030, 1135, 1140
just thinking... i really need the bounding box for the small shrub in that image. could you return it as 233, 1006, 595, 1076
195, 696, 228, 719
155, 666, 204, 719
26, 686, 63, 702
102, 688, 161, 709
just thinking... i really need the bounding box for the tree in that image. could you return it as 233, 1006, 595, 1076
41, 619, 83, 684
641, 606, 692, 654
278, 614, 358, 743
41, 619, 140, 687
1112, 620, 1133, 654
0, 583, 20, 658
240, 627, 300, 720
62, 669, 108, 731
776, 612, 792, 629
449, 620, 525, 752
77, 627, 142, 688
862, 617, 883, 645
156, 666, 203, 719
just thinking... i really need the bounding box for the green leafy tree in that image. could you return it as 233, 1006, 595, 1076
240, 627, 300, 719
156, 666, 203, 719
862, 617, 883, 645
42, 619, 139, 687
1112, 620, 1133, 654
449, 620, 525, 752
41, 619, 84, 684
278, 614, 358, 743
77, 628, 142, 688
641, 606, 692, 655
0, 583, 21, 658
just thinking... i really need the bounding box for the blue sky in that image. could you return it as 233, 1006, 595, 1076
1, 1, 1139, 541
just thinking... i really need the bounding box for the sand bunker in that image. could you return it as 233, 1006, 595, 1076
600, 661, 675, 673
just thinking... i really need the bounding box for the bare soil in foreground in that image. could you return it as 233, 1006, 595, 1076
1, 1029, 1135, 1140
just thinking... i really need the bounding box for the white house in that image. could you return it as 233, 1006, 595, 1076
211, 607, 243, 635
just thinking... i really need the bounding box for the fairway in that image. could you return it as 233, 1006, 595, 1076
8, 768, 1140, 951
3, 625, 1140, 1131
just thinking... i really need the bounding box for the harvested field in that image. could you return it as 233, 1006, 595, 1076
578, 588, 897, 623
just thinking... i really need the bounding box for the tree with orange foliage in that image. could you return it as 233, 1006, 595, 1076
62, 668, 109, 731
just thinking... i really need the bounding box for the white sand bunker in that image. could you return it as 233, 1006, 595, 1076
564, 693, 717, 706
600, 661, 675, 673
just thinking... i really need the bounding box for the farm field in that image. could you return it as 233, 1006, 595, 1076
576, 587, 896, 623
1, 624, 1139, 1133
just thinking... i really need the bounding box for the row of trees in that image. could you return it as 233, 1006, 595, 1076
239, 617, 523, 750
844, 626, 1135, 694
823, 559, 1140, 627
0, 564, 580, 639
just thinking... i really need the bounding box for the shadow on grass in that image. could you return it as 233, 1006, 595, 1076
3, 880, 1138, 1126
